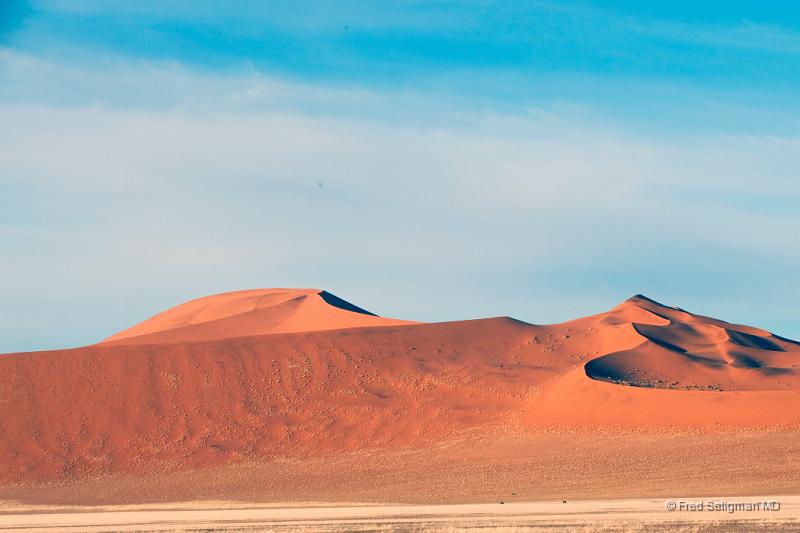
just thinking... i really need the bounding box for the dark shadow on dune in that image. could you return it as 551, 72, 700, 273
729, 353, 764, 369
583, 355, 625, 384
583, 350, 729, 391
629, 294, 669, 307
643, 309, 674, 323
319, 290, 377, 316
585, 300, 799, 392
632, 325, 687, 353
761, 367, 795, 376
774, 334, 800, 346
682, 353, 726, 368
648, 336, 688, 353
727, 352, 794, 376
727, 330, 784, 352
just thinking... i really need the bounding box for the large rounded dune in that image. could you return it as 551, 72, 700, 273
102, 288, 416, 344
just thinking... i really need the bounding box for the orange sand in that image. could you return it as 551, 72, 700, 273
1, 290, 798, 504
102, 288, 415, 344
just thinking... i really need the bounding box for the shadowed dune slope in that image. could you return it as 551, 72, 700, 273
584, 295, 800, 391
1, 290, 799, 488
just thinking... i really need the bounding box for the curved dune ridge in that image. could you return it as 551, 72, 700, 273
102, 288, 417, 344
1, 289, 799, 491
584, 294, 800, 391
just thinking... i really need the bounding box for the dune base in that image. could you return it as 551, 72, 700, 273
2, 427, 799, 507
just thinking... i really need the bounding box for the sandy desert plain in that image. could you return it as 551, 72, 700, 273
1, 288, 799, 531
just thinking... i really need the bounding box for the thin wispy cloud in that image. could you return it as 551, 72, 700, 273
1, 2, 799, 352
2, 48, 799, 352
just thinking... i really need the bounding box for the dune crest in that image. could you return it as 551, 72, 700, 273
583, 295, 800, 391
102, 288, 416, 344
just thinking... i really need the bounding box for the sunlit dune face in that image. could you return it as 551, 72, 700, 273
1, 290, 799, 491
101, 288, 417, 344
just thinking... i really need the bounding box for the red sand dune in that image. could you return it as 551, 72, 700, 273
102, 288, 416, 344
1, 289, 799, 501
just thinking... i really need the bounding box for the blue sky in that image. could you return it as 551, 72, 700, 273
1, 0, 799, 352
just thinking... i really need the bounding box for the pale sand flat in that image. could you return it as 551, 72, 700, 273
1, 497, 798, 532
